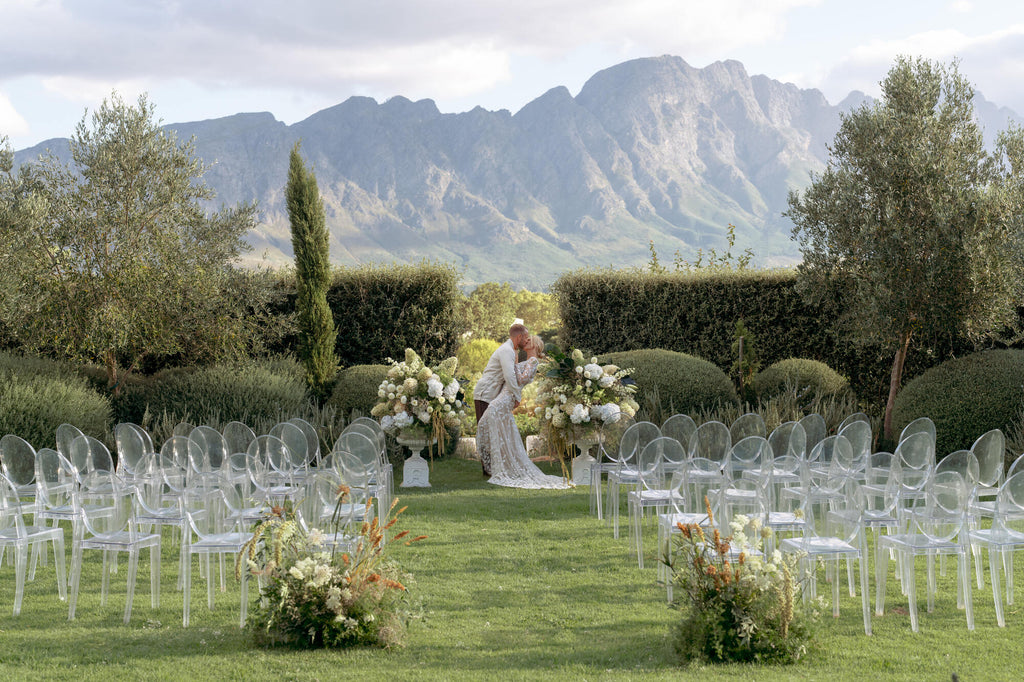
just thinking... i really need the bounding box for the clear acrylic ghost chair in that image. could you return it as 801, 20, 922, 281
222, 421, 256, 458
968, 470, 1024, 626
780, 462, 873, 635
181, 472, 251, 627
295, 469, 360, 554
971, 429, 1005, 499
837, 420, 872, 477
68, 435, 115, 478
894, 431, 935, 510
55, 423, 84, 462
34, 448, 90, 534
799, 413, 827, 454
687, 420, 731, 464
1, 434, 38, 505
899, 417, 936, 446
347, 417, 389, 478
877, 470, 974, 632
269, 421, 310, 485
172, 422, 196, 438
659, 457, 723, 600
838, 412, 870, 433
334, 431, 386, 515
606, 421, 660, 537
160, 435, 194, 472
340, 423, 391, 501
0, 475, 67, 614
780, 436, 855, 514
331, 451, 374, 526
288, 417, 322, 466
936, 450, 982, 584
628, 437, 686, 568
68, 470, 161, 625
246, 435, 300, 504
134, 452, 196, 588
589, 413, 634, 520
730, 412, 767, 443
724, 436, 771, 484
189, 425, 229, 474
662, 414, 697, 449
767, 420, 807, 462
113, 423, 150, 484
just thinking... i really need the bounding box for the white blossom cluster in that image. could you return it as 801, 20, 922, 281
372, 348, 465, 434
535, 348, 639, 435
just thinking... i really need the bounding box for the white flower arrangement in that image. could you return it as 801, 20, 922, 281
372, 349, 466, 446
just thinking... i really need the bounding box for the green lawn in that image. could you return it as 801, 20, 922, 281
1, 458, 1022, 681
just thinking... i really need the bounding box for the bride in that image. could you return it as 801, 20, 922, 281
477, 334, 569, 489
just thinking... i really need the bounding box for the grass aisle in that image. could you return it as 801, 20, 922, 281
1, 458, 1023, 680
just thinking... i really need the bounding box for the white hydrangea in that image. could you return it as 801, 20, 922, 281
444, 380, 459, 400
427, 377, 444, 398
598, 375, 615, 388
569, 403, 591, 424
393, 411, 414, 429
583, 363, 603, 380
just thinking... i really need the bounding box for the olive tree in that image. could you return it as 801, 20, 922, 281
786, 57, 1024, 440
0, 93, 257, 389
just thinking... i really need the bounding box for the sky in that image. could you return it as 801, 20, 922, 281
3, 0, 1024, 150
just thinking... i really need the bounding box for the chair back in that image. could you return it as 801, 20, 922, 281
838, 412, 870, 432
223, 421, 256, 456
971, 429, 1005, 489
0, 474, 28, 537
160, 435, 201, 475
895, 431, 935, 493
114, 423, 149, 479
617, 421, 660, 465
288, 417, 321, 465
936, 450, 980, 489
270, 422, 310, 470
662, 414, 697, 449
768, 421, 806, 460
799, 413, 827, 453
992, 470, 1024, 535
727, 436, 771, 480
731, 412, 767, 442
688, 421, 730, 463
55, 423, 84, 461
334, 431, 380, 473
838, 419, 872, 464
911, 471, 968, 543
0, 434, 36, 488
899, 417, 936, 446
189, 425, 229, 472
69, 435, 114, 477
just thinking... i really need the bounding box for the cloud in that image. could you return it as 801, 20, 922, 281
0, 0, 816, 104
949, 0, 974, 12
0, 91, 29, 137
814, 24, 1024, 113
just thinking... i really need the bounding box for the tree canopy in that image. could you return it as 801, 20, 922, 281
0, 93, 258, 388
786, 57, 1024, 439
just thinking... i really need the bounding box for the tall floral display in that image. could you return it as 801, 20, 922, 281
372, 349, 466, 453
534, 347, 638, 481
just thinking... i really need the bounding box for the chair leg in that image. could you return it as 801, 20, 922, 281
858, 554, 872, 636
124, 549, 139, 625
989, 545, 1004, 627
183, 549, 192, 627
960, 550, 974, 631
13, 544, 27, 616
53, 535, 67, 602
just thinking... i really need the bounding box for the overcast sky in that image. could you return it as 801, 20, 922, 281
3, 0, 1024, 149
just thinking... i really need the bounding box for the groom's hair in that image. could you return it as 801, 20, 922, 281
509, 323, 528, 339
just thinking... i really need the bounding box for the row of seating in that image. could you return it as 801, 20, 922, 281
587, 412, 1023, 634
0, 417, 391, 625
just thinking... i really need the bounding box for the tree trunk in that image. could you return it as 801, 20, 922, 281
105, 350, 121, 397
883, 331, 912, 443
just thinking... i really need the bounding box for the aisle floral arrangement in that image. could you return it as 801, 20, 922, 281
371, 348, 466, 453
534, 346, 639, 472
665, 500, 816, 664
240, 488, 425, 649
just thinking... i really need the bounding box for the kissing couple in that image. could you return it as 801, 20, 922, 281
474, 323, 568, 489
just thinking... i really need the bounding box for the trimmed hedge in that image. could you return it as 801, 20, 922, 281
753, 358, 851, 402
596, 349, 737, 415
120, 358, 308, 426
329, 364, 390, 418
0, 352, 111, 450
553, 269, 975, 403
893, 349, 1024, 458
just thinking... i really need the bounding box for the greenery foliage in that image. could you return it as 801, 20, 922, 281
328, 364, 390, 419
596, 349, 737, 415
460, 283, 561, 341
752, 359, 851, 403
786, 57, 1024, 439
732, 320, 760, 402
892, 349, 1024, 457
326, 263, 462, 366
455, 338, 501, 376
0, 94, 258, 388
286, 142, 338, 398
0, 352, 111, 449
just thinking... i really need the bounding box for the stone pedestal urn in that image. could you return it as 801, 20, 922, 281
397, 431, 435, 488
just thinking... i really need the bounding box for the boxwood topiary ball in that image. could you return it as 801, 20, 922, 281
596, 348, 737, 415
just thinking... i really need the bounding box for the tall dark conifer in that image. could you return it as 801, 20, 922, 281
286, 142, 337, 398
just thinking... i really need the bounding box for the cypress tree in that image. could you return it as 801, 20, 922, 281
286, 142, 338, 398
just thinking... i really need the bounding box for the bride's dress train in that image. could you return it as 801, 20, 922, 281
477, 357, 568, 489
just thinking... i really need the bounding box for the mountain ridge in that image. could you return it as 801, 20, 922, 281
14, 55, 1022, 288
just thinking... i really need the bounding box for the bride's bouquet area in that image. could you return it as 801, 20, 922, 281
371, 348, 466, 451
665, 500, 816, 665
534, 347, 638, 464
240, 489, 425, 649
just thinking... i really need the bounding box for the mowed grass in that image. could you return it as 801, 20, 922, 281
1, 458, 1023, 681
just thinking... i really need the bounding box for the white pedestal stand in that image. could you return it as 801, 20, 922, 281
570, 433, 601, 486
397, 433, 434, 488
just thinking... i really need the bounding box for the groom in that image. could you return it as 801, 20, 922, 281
474, 322, 530, 476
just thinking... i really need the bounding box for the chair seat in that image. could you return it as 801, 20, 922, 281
877, 534, 961, 554
969, 527, 1024, 548
781, 535, 858, 557
629, 489, 684, 505
188, 532, 249, 552
80, 530, 161, 550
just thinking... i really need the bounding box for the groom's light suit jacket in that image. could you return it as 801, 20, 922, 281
474, 339, 522, 405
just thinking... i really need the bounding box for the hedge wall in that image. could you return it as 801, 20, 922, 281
552, 269, 972, 403
268, 262, 463, 367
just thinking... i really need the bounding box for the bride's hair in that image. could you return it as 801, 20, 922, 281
530, 334, 546, 359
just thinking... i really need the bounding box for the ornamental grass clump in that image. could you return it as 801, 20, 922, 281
665, 499, 815, 665
240, 489, 424, 649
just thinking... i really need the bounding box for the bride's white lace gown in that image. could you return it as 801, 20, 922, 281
477, 357, 568, 489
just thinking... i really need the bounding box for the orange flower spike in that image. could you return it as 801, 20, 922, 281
341, 554, 351, 565
704, 496, 714, 524
406, 535, 428, 545
695, 526, 706, 543
737, 551, 746, 566
383, 578, 407, 591
271, 505, 284, 518
367, 573, 380, 583
392, 530, 410, 542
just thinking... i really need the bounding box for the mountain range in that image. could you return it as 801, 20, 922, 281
14, 55, 1022, 289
